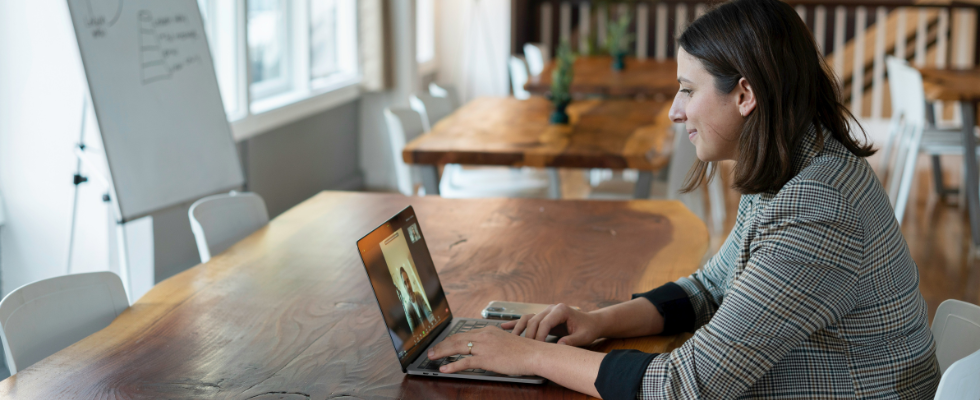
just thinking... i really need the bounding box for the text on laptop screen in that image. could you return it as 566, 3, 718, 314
357, 207, 451, 363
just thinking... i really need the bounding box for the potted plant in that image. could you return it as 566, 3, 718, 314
548, 41, 575, 124
605, 10, 633, 71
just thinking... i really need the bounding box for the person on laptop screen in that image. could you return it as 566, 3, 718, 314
425, 0, 939, 398
397, 266, 432, 331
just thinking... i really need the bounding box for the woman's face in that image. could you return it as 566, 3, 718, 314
668, 48, 751, 162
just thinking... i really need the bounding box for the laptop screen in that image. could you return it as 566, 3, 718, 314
356, 206, 452, 369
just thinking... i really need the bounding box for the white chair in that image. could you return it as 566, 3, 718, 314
931, 299, 980, 373
409, 93, 455, 132
189, 191, 269, 263
881, 57, 980, 224
384, 108, 428, 196
428, 82, 461, 110
935, 348, 980, 399
523, 42, 550, 77
508, 56, 532, 100
0, 271, 129, 375
384, 107, 553, 198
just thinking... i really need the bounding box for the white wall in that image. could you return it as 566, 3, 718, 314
0, 0, 120, 296
436, 0, 511, 103
359, 0, 420, 191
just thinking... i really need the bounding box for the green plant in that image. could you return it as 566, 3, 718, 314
605, 10, 634, 56
549, 41, 575, 105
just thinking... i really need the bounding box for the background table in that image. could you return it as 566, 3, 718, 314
919, 67, 980, 251
0, 192, 708, 399
525, 56, 680, 98
403, 96, 675, 198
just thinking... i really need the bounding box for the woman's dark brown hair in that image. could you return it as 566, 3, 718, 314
679, 0, 875, 194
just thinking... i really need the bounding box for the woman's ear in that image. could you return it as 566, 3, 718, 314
736, 77, 757, 117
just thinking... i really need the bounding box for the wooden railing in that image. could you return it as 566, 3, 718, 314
512, 0, 979, 122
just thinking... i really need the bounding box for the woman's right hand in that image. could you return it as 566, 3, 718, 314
500, 303, 603, 347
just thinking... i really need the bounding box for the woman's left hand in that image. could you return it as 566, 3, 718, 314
427, 326, 544, 376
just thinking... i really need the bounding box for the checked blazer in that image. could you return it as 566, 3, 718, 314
595, 128, 940, 399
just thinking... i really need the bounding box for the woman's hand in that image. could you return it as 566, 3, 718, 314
427, 326, 544, 376
500, 303, 602, 347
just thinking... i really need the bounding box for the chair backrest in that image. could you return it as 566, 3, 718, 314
934, 348, 980, 399
408, 93, 455, 132
666, 123, 706, 220
0, 271, 129, 374
882, 56, 928, 223
508, 55, 532, 100
931, 299, 980, 373
188, 191, 269, 263
428, 82, 460, 110
523, 42, 549, 76
384, 108, 426, 196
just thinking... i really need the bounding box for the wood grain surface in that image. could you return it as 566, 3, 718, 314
0, 192, 707, 399
402, 97, 675, 171
525, 56, 680, 98
919, 67, 980, 102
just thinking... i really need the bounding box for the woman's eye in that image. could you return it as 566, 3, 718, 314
679, 88, 692, 95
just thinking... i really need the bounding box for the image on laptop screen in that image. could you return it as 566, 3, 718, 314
357, 206, 451, 364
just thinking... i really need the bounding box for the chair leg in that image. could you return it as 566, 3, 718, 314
547, 168, 562, 199
708, 174, 726, 233
930, 155, 959, 198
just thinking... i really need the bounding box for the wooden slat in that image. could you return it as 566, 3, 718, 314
560, 1, 572, 44
541, 2, 553, 52
852, 6, 868, 116
579, 3, 591, 53
872, 6, 888, 119
597, 4, 607, 46
815, 5, 828, 53
637, 3, 650, 59
655, 3, 669, 60
403, 97, 675, 171
0, 192, 708, 399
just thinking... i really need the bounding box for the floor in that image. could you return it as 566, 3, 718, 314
560, 154, 980, 322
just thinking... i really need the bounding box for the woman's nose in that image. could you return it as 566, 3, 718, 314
668, 98, 686, 123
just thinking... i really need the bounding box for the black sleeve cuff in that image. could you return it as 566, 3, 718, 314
594, 349, 659, 400
632, 282, 696, 335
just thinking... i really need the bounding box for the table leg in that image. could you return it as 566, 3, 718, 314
961, 100, 980, 251
547, 168, 561, 199
421, 165, 441, 196
634, 171, 653, 199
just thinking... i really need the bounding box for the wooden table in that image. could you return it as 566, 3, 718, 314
919, 67, 980, 251
403, 96, 675, 199
525, 56, 680, 98
0, 192, 707, 399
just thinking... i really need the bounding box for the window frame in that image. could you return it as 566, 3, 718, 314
197, 0, 361, 141
416, 0, 438, 76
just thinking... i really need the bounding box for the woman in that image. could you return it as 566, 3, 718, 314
427, 0, 941, 397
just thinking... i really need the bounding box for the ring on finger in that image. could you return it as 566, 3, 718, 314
467, 342, 473, 355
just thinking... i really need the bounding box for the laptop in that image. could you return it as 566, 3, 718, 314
356, 206, 545, 384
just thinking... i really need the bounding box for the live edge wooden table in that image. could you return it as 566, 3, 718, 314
525, 56, 680, 98
403, 96, 676, 199
919, 67, 980, 252
0, 192, 707, 399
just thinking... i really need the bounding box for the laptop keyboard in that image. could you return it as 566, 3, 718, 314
418, 320, 504, 373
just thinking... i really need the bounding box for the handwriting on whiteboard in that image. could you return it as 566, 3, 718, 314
139, 10, 203, 85
83, 0, 123, 38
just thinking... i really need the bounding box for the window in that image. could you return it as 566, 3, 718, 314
198, 0, 245, 119
416, 0, 436, 74
196, 0, 360, 136
310, 0, 358, 88
248, 0, 290, 98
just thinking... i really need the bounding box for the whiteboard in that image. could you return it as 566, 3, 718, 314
67, 0, 244, 222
